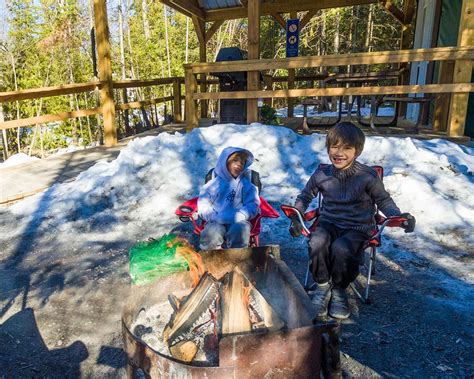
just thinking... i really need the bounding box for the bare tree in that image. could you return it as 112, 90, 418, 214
142, 0, 150, 40
365, 4, 374, 52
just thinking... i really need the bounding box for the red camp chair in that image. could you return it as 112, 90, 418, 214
175, 169, 279, 247
281, 164, 408, 303
176, 197, 279, 247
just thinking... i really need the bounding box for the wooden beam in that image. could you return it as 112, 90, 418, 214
189, 47, 474, 74
205, 0, 377, 22
192, 15, 208, 118
0, 82, 100, 103
116, 97, 174, 111
161, 0, 193, 18
168, 0, 205, 20
247, 0, 260, 124
205, 20, 224, 43
0, 78, 179, 102
270, 13, 286, 30
93, 0, 117, 147
0, 97, 177, 130
378, 0, 405, 25
193, 83, 474, 100
0, 107, 101, 130
433, 60, 454, 131
300, 9, 318, 30
192, 15, 205, 46
447, 0, 474, 137
113, 78, 178, 88
397, 0, 416, 117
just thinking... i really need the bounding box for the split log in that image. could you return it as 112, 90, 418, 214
169, 340, 198, 363
221, 267, 284, 335
163, 272, 220, 346
220, 269, 252, 335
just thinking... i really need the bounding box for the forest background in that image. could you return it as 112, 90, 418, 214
0, 0, 405, 158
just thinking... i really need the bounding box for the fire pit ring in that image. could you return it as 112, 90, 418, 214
122, 246, 341, 378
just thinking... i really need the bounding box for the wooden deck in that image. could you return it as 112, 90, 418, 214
280, 116, 471, 145
0, 124, 186, 205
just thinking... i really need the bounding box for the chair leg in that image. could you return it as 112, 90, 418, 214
364, 246, 376, 302
350, 246, 376, 304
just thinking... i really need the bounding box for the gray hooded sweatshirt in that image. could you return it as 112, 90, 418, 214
198, 147, 260, 224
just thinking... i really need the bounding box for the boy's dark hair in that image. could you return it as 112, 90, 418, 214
326, 122, 365, 156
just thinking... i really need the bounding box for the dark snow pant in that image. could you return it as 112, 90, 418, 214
308, 221, 369, 289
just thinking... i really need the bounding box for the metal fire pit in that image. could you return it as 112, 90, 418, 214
122, 245, 341, 378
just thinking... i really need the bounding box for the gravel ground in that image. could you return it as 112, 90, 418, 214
1, 213, 472, 378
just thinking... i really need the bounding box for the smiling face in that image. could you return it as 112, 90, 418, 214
328, 143, 357, 170
226, 152, 247, 178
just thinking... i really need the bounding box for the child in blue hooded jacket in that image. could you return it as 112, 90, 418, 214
198, 146, 260, 250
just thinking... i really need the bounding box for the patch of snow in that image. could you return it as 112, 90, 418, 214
0, 153, 40, 168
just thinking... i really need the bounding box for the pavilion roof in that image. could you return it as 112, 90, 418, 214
160, 0, 379, 22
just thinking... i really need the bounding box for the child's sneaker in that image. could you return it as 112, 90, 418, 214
329, 288, 350, 319
308, 283, 332, 318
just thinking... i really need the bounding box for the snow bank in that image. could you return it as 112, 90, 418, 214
4, 123, 474, 282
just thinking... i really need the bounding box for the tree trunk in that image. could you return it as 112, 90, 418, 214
365, 4, 374, 53
8, 50, 21, 153
164, 5, 172, 77
334, 9, 340, 54
320, 10, 326, 56
89, 0, 103, 144
142, 0, 150, 40
185, 17, 189, 63
118, 0, 131, 135
347, 7, 354, 74
0, 105, 8, 161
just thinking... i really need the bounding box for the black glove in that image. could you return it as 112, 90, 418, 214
289, 213, 304, 237
400, 212, 416, 233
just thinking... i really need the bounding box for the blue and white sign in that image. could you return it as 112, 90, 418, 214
286, 19, 300, 58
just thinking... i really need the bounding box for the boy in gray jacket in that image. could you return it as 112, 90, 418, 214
198, 146, 260, 250
291, 122, 415, 319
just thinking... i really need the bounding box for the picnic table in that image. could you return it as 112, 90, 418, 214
382, 96, 431, 132
300, 70, 406, 131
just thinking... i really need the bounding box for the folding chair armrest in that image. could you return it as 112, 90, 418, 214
175, 198, 198, 217
280, 204, 311, 236
304, 208, 320, 221
373, 215, 408, 239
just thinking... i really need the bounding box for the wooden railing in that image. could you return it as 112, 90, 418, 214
0, 77, 184, 134
184, 46, 474, 136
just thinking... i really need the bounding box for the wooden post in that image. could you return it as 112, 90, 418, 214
192, 16, 207, 120
247, 0, 260, 124
398, 0, 416, 117
287, 11, 297, 118
199, 43, 207, 119
433, 60, 454, 131
185, 66, 198, 132
173, 78, 182, 123
447, 0, 474, 137
93, 0, 117, 146
0, 104, 8, 160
